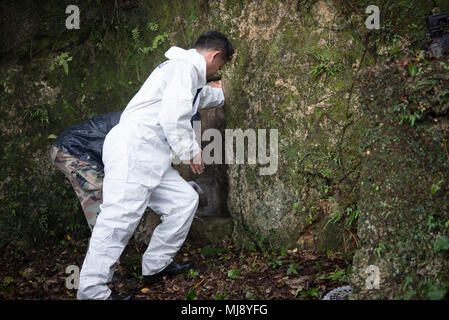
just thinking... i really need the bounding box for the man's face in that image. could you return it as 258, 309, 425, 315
201, 50, 227, 79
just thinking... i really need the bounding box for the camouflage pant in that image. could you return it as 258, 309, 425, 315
50, 146, 104, 232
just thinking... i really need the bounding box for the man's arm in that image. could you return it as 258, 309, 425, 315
157, 63, 201, 162
197, 80, 225, 110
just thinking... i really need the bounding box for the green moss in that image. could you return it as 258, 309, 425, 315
350, 56, 449, 299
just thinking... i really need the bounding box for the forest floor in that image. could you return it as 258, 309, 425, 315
0, 237, 351, 300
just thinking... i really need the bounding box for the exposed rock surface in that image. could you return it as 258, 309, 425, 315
350, 58, 449, 299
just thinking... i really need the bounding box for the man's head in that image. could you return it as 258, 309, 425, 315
194, 30, 234, 78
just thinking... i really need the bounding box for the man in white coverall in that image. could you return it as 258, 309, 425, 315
77, 30, 234, 300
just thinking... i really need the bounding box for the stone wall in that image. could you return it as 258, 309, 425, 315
204, 0, 365, 251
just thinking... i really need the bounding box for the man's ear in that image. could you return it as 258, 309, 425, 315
211, 50, 222, 61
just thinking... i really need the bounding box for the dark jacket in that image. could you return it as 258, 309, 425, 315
53, 111, 122, 168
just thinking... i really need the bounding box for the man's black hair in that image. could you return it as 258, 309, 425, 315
194, 30, 234, 62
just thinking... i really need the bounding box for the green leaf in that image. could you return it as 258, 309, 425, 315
280, 247, 288, 257
427, 284, 447, 300
393, 103, 406, 112
287, 263, 299, 276
214, 292, 228, 300
227, 269, 241, 279
3, 276, 13, 285
433, 235, 449, 252
293, 203, 300, 212
47, 134, 57, 139
62, 61, 69, 75
402, 276, 413, 290
403, 289, 416, 300
431, 180, 444, 194
185, 288, 197, 300
188, 269, 199, 279
294, 285, 303, 297
408, 62, 417, 76
269, 257, 283, 269
300, 287, 320, 298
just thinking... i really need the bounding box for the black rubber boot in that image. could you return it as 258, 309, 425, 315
143, 261, 195, 285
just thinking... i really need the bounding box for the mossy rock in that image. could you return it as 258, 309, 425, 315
350, 56, 449, 299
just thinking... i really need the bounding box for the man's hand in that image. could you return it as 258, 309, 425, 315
190, 149, 205, 174
209, 80, 222, 89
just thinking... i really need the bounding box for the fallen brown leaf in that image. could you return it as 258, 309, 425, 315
140, 287, 150, 294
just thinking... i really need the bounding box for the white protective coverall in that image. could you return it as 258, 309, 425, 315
77, 46, 225, 300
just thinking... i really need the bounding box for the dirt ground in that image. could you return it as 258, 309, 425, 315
0, 237, 351, 300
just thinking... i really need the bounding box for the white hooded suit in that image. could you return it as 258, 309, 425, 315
77, 46, 225, 300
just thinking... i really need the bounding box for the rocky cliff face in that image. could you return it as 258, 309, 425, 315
206, 0, 365, 251
350, 58, 449, 299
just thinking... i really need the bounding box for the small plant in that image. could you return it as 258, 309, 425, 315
323, 268, 347, 283
324, 210, 343, 230
121, 253, 141, 277
200, 246, 227, 257
185, 288, 197, 300
374, 242, 386, 258
50, 52, 73, 76
314, 260, 323, 273
214, 292, 228, 300
306, 212, 317, 225
408, 62, 423, 77
268, 257, 283, 269
439, 87, 449, 106
22, 106, 50, 123
431, 180, 444, 194
427, 284, 447, 300
188, 269, 199, 279
3, 276, 13, 286
433, 235, 449, 252
344, 205, 360, 229
427, 216, 443, 233
308, 50, 342, 79
130, 25, 169, 56
227, 269, 241, 280
146, 21, 159, 32
287, 263, 299, 276
294, 285, 320, 299
1, 276, 14, 295
393, 102, 422, 127
294, 285, 303, 298
293, 202, 300, 212
280, 247, 288, 257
